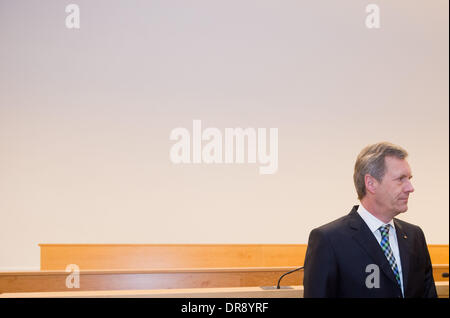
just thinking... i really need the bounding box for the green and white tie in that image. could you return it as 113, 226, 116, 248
379, 224, 402, 286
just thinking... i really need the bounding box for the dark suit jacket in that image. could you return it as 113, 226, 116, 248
303, 205, 437, 298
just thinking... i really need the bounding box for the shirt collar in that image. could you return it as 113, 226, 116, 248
357, 204, 395, 234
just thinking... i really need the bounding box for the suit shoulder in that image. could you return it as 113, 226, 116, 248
311, 214, 351, 235
394, 218, 426, 240
393, 218, 423, 232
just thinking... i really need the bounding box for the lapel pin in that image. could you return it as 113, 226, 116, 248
403, 235, 408, 239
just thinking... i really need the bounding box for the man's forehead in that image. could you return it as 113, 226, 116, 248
385, 156, 412, 175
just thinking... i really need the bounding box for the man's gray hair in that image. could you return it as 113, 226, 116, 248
354, 142, 408, 200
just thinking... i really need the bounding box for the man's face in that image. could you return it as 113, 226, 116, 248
374, 156, 415, 218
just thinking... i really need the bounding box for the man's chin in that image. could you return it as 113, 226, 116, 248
396, 204, 409, 214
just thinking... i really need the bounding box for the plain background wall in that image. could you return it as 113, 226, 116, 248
0, 0, 448, 270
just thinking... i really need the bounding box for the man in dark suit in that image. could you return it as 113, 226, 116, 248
303, 142, 437, 298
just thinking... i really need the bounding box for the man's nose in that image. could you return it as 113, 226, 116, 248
405, 179, 414, 193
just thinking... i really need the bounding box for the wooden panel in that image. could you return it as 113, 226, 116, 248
432, 264, 449, 282
428, 245, 449, 264
39, 244, 447, 271
0, 267, 301, 294
39, 244, 307, 270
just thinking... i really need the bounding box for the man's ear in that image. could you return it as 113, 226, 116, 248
365, 174, 378, 194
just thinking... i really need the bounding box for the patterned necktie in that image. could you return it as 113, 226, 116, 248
379, 224, 402, 286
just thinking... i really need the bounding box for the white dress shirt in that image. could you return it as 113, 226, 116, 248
357, 204, 404, 296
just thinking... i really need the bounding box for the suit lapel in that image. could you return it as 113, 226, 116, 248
394, 219, 411, 295
348, 207, 402, 289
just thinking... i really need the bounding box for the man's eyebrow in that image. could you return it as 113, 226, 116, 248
395, 174, 412, 180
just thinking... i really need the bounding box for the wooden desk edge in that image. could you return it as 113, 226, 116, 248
1, 283, 448, 298
0, 286, 304, 298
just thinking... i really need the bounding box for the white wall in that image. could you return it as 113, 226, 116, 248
0, 0, 448, 270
